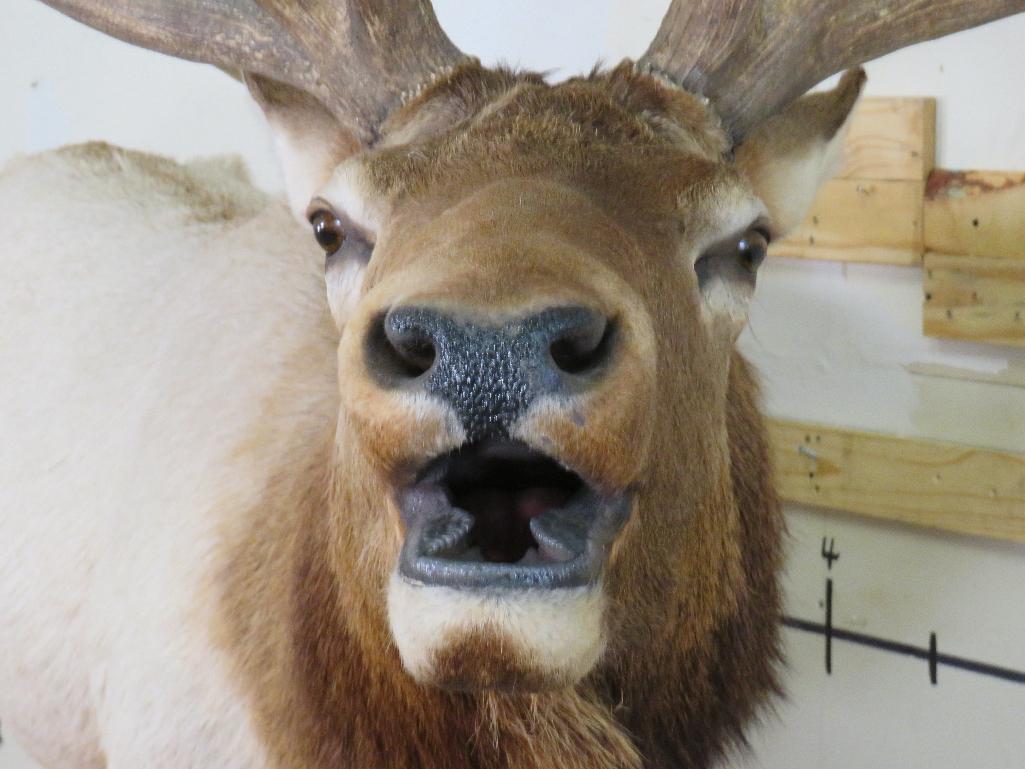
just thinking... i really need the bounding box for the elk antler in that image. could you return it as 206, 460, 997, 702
37, 0, 466, 144
638, 0, 1025, 144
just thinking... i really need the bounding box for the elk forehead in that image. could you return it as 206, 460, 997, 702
313, 70, 767, 273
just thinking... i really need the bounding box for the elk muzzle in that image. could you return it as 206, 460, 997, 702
348, 293, 650, 690
358, 303, 631, 590
368, 304, 614, 441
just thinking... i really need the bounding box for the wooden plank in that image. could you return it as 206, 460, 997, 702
923, 252, 1025, 347
767, 419, 1025, 544
924, 170, 1025, 260
906, 361, 1025, 390
770, 178, 923, 265
838, 97, 935, 181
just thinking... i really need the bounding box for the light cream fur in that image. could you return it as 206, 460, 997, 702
0, 143, 334, 767
735, 70, 865, 236
387, 573, 606, 687
741, 137, 842, 235
316, 159, 388, 238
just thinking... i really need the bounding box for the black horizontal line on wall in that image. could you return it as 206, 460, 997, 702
781, 615, 1025, 686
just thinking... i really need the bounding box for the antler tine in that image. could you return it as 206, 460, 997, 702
638, 0, 1025, 144
37, 0, 467, 144
257, 0, 465, 140
38, 1, 323, 102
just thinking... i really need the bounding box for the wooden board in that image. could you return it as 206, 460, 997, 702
770, 179, 923, 266
837, 97, 935, 181
907, 361, 1025, 390
923, 252, 1025, 347
768, 419, 1025, 543
924, 170, 1025, 260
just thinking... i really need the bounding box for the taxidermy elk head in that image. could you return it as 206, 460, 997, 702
37, 1, 1025, 766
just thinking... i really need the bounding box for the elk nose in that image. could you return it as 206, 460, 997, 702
368, 306, 613, 440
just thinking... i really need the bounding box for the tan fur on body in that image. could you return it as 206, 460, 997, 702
212, 62, 806, 769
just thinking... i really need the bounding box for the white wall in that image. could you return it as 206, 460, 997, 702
3, 2, 1024, 768
729, 13, 1025, 768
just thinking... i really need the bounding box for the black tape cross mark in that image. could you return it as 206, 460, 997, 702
782, 616, 1025, 686
825, 578, 833, 674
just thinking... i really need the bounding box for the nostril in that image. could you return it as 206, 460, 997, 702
389, 329, 437, 377
367, 309, 438, 381
549, 316, 615, 376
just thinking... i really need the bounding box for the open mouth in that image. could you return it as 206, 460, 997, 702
397, 440, 632, 589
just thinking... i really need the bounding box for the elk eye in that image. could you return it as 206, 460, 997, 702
309, 209, 344, 255
737, 229, 769, 272
695, 226, 771, 291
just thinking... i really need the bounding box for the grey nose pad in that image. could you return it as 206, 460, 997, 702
367, 305, 613, 441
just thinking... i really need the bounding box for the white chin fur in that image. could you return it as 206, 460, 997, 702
386, 571, 606, 687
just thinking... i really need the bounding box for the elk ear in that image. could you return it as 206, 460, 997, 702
245, 74, 363, 219
734, 68, 865, 237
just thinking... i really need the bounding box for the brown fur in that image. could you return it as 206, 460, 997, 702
215, 61, 811, 769
430, 629, 567, 693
